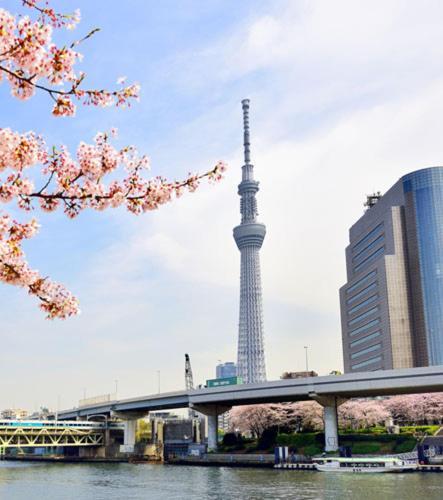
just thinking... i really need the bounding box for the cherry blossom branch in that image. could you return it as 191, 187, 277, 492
0, 215, 78, 318
21, 0, 81, 29
0, 128, 226, 219
0, 63, 140, 115
0, 127, 227, 317
28, 167, 221, 202
0, 3, 139, 115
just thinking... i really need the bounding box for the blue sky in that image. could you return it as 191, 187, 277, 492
2, 0, 443, 412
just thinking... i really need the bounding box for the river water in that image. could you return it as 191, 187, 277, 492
0, 462, 442, 499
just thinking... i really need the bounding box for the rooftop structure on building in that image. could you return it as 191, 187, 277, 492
234, 99, 267, 384
340, 167, 443, 372
281, 371, 318, 379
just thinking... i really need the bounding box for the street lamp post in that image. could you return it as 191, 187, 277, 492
304, 346, 309, 373
157, 370, 161, 394
114, 380, 118, 400
56, 395, 61, 422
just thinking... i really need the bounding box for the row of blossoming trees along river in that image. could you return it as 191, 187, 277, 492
0, 1, 225, 319
230, 394, 443, 438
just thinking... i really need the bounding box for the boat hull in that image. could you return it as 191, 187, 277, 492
315, 464, 416, 473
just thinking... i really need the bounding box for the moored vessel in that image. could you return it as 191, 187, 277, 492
314, 456, 417, 473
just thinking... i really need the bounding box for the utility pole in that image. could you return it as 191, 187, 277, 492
304, 346, 309, 372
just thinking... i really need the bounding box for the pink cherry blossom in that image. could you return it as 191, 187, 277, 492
230, 394, 443, 437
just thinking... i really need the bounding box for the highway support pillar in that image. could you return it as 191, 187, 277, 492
112, 410, 149, 454
310, 395, 346, 452
123, 420, 137, 452
191, 404, 231, 452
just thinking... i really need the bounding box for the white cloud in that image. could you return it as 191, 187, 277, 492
113, 78, 443, 310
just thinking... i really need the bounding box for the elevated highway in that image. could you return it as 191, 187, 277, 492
58, 365, 443, 451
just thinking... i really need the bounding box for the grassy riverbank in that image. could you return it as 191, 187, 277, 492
219, 426, 439, 456
276, 432, 417, 456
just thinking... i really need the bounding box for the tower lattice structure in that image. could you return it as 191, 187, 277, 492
233, 99, 267, 384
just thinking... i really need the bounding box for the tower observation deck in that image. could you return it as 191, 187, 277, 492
233, 99, 267, 384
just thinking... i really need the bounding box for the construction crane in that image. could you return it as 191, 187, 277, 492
185, 353, 194, 391
185, 354, 195, 419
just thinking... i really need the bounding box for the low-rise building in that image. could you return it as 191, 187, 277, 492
1, 408, 28, 420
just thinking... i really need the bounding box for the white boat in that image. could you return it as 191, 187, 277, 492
314, 456, 417, 473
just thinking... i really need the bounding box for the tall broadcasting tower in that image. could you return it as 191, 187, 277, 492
233, 99, 267, 384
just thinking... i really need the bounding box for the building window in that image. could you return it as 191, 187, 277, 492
346, 270, 377, 295
351, 343, 382, 359
353, 247, 385, 273
352, 223, 384, 254
347, 282, 378, 305
348, 307, 379, 327
349, 318, 380, 336
351, 355, 382, 370
350, 331, 381, 347
352, 235, 385, 263
348, 294, 378, 316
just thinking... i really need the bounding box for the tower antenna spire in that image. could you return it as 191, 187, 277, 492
242, 99, 251, 165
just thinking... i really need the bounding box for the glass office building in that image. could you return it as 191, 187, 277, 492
340, 167, 443, 372
216, 362, 237, 379
403, 168, 443, 366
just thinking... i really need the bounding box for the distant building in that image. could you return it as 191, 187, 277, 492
281, 371, 318, 379
216, 362, 237, 379
28, 407, 50, 420
215, 362, 237, 432
1, 408, 28, 420
340, 167, 443, 372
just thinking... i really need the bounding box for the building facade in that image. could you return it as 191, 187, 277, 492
216, 362, 237, 379
234, 99, 267, 383
1, 408, 28, 420
340, 167, 443, 372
